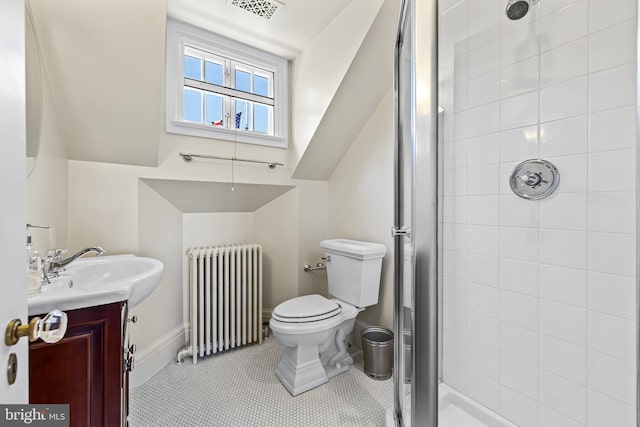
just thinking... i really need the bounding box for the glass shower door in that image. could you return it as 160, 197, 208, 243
393, 0, 414, 423
393, 0, 439, 425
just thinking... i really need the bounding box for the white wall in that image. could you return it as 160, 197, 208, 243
26, 30, 68, 255
26, 102, 68, 254
296, 182, 330, 298
439, 1, 637, 425
132, 181, 184, 387
254, 190, 299, 309
67, 161, 146, 255
183, 213, 254, 247
328, 90, 394, 331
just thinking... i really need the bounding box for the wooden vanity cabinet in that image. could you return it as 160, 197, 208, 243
29, 302, 127, 427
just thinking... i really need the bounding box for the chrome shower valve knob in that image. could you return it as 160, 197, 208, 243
517, 171, 546, 187
510, 159, 560, 200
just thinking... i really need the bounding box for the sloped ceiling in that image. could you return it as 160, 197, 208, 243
28, 0, 166, 167
289, 0, 384, 174
141, 179, 295, 213
168, 0, 353, 60
292, 0, 399, 180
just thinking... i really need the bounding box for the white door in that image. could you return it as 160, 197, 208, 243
0, 0, 29, 403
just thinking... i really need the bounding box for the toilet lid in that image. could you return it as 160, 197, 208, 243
273, 295, 341, 323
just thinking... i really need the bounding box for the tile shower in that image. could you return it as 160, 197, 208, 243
438, 0, 638, 425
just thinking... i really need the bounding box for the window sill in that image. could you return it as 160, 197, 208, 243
166, 120, 287, 149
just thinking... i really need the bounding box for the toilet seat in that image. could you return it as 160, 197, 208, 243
273, 294, 341, 323
270, 297, 360, 336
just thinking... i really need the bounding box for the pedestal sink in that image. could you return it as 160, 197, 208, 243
28, 254, 164, 315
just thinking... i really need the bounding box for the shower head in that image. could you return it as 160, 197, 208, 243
505, 0, 539, 20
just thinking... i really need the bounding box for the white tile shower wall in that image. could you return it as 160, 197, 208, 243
439, 0, 637, 425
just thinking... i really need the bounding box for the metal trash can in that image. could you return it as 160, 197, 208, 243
361, 327, 393, 380
403, 307, 412, 384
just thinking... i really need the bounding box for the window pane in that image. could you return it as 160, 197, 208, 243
184, 55, 202, 80
205, 94, 224, 126
235, 100, 249, 130
183, 88, 202, 122
205, 61, 223, 85
235, 70, 251, 93
254, 75, 269, 97
254, 104, 270, 133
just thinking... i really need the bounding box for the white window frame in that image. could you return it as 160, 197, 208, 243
166, 19, 288, 148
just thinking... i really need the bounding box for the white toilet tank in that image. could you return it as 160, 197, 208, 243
320, 239, 387, 308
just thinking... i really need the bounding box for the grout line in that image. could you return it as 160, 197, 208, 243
496, 12, 505, 412
455, 14, 636, 66
585, 0, 593, 408
463, 0, 471, 391
446, 64, 636, 121
444, 100, 637, 135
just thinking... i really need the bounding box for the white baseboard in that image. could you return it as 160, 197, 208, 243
129, 325, 185, 389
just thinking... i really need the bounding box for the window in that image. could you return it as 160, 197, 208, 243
166, 20, 288, 148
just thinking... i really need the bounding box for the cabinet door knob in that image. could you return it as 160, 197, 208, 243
5, 310, 68, 346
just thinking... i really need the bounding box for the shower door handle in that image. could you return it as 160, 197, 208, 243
391, 227, 411, 238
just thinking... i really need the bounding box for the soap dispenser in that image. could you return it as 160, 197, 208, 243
26, 235, 40, 272
26, 235, 42, 296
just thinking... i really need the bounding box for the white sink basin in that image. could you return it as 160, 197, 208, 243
28, 254, 164, 315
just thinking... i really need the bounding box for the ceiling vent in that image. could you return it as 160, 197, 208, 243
231, 0, 283, 19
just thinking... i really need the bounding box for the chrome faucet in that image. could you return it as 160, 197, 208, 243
41, 247, 106, 283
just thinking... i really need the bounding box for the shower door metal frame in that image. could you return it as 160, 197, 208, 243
392, 0, 410, 423
636, 1, 640, 425
393, 0, 439, 425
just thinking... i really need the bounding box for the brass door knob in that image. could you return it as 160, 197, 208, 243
5, 309, 68, 346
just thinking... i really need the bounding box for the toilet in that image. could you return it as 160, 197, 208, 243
269, 238, 386, 396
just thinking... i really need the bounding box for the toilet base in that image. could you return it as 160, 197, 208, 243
324, 353, 353, 378
275, 347, 329, 396
274, 343, 356, 396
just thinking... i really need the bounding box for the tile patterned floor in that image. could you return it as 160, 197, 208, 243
129, 337, 392, 427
